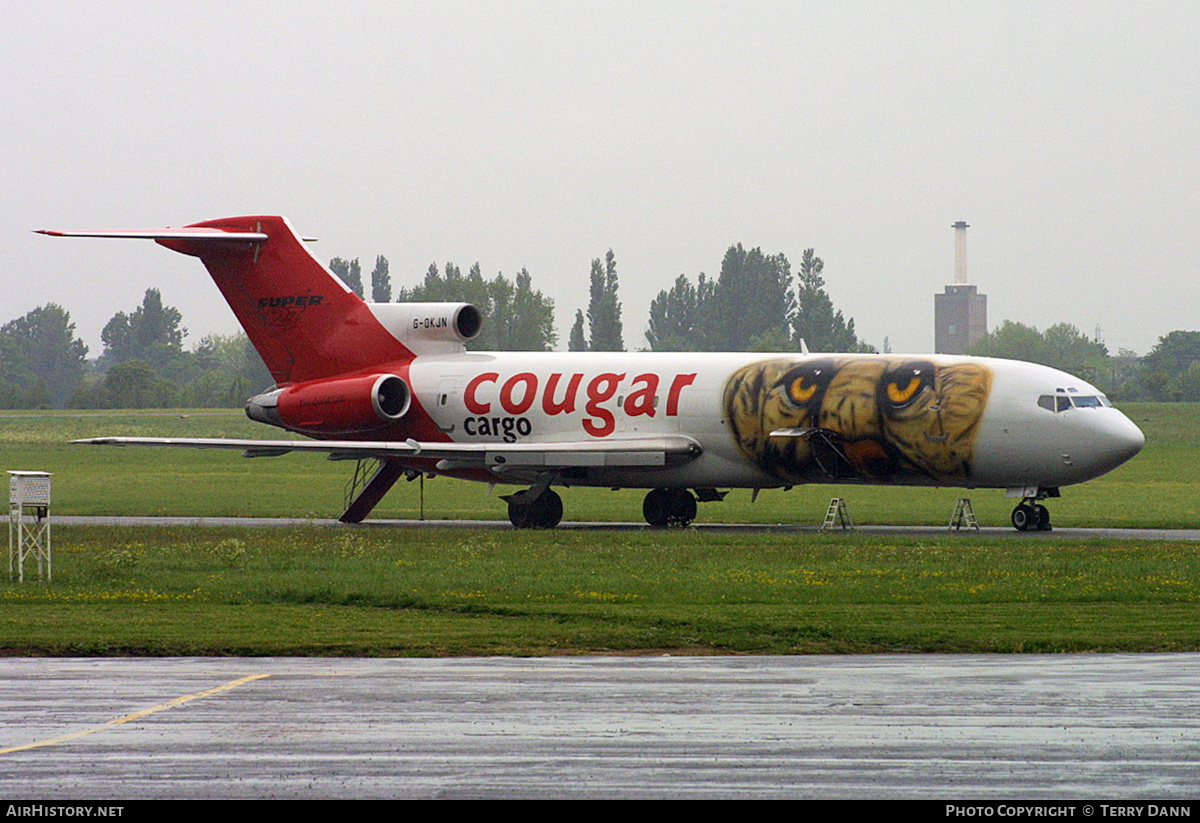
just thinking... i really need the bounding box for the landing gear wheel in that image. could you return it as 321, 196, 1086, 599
643, 489, 671, 527
1011, 502, 1041, 532
644, 488, 697, 527
1035, 504, 1052, 531
665, 489, 697, 526
508, 500, 532, 529
508, 488, 563, 529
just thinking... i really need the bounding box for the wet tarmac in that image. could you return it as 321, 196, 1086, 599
13, 518, 1199, 799
1, 655, 1198, 799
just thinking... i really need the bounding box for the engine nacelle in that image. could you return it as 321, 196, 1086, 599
246, 373, 411, 435
365, 302, 483, 354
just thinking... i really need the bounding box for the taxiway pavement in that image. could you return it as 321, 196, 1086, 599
52, 515, 1200, 541
1, 655, 1197, 799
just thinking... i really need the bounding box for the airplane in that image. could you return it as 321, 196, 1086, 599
39, 215, 1145, 531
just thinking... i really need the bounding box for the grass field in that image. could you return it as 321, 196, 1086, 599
1, 402, 1196, 527
5, 527, 1199, 656
1, 405, 1198, 656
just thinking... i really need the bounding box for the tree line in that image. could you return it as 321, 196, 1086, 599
0, 290, 273, 410
9, 242, 1196, 409
968, 322, 1200, 402
394, 262, 557, 352
645, 246, 870, 353
337, 243, 868, 357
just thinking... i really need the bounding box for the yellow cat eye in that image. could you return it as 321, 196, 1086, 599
886, 377, 923, 405
789, 377, 819, 403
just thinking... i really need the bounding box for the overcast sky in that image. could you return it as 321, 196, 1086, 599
5, 1, 1197, 356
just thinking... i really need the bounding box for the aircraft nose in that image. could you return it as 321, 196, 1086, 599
1084, 411, 1144, 477
1108, 413, 1145, 463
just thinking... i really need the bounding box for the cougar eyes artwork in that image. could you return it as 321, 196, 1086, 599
723, 357, 992, 484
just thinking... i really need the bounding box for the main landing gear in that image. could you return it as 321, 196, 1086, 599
504, 483, 712, 529
506, 488, 563, 529
642, 488, 698, 527
1011, 499, 1052, 532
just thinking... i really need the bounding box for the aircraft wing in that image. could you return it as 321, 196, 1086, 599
73, 435, 704, 471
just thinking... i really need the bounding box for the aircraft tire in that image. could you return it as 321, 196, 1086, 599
1035, 504, 1052, 531
1011, 503, 1040, 531
509, 489, 563, 529
508, 499, 532, 529
665, 489, 697, 527
531, 489, 563, 529
643, 489, 671, 527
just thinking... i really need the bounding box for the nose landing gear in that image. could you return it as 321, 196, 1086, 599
1011, 499, 1052, 531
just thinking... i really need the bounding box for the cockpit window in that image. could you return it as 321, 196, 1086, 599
1039, 393, 1107, 412
1038, 395, 1073, 412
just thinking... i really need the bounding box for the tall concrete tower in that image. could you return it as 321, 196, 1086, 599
934, 221, 987, 354
952, 219, 969, 284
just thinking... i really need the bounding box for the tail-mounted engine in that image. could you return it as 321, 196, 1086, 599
246, 373, 412, 435
365, 302, 482, 355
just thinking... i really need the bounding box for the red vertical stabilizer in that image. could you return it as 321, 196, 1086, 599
155, 215, 412, 385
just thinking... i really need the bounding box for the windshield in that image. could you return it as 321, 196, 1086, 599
1038, 393, 1111, 412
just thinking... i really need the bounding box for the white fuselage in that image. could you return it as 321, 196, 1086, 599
40, 217, 1146, 526
405, 351, 1144, 492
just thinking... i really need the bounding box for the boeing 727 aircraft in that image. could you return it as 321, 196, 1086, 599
39, 216, 1144, 530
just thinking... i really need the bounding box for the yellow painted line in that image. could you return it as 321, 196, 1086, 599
0, 673, 271, 756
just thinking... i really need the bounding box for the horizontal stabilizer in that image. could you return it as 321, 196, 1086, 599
40, 215, 401, 384
36, 227, 268, 242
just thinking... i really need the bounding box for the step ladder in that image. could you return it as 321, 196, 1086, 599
820, 497, 854, 531
949, 498, 979, 531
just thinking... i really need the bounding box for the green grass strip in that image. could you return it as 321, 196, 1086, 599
1, 526, 1197, 656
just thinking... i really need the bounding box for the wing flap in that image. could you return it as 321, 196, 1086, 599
484, 450, 667, 468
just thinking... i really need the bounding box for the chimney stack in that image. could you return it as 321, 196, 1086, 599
952, 220, 969, 285
934, 221, 987, 354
